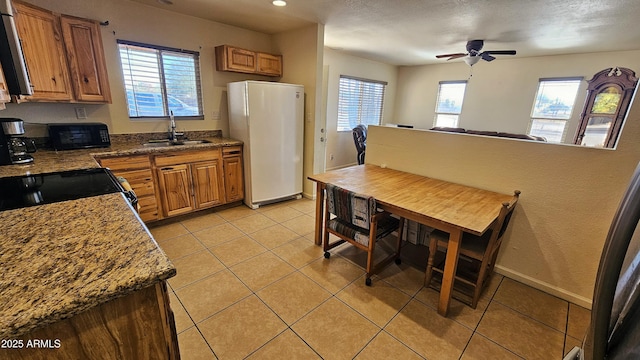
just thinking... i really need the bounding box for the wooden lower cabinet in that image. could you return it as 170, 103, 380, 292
222, 146, 244, 203
98, 155, 159, 222
156, 164, 195, 217
118, 169, 159, 221
0, 281, 180, 359
192, 160, 225, 208
155, 149, 227, 218
98, 146, 243, 222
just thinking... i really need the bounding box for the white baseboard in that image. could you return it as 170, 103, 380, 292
495, 265, 593, 309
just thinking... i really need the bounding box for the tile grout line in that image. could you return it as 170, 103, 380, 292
154, 199, 583, 359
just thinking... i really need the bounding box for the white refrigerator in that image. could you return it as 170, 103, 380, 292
227, 81, 304, 209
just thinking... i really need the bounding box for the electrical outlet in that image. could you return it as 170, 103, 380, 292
75, 107, 87, 119
212, 111, 221, 120
330, 154, 334, 161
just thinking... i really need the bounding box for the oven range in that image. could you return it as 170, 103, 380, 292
0, 168, 135, 211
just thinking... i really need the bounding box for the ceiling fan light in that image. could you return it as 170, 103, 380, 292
464, 56, 480, 66
272, 0, 287, 6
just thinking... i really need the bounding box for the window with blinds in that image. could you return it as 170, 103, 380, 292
337, 76, 386, 131
118, 40, 203, 119
434, 81, 467, 127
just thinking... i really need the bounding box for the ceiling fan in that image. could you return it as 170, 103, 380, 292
436, 40, 516, 66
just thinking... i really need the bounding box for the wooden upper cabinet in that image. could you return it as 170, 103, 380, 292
216, 45, 256, 73
60, 15, 112, 103
215, 45, 282, 77
12, 1, 111, 103
256, 52, 282, 77
13, 0, 73, 101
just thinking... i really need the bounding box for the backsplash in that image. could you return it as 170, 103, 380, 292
109, 130, 223, 144
30, 130, 223, 150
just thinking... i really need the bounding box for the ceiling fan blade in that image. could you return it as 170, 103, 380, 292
436, 53, 467, 59
484, 50, 516, 55
481, 53, 496, 62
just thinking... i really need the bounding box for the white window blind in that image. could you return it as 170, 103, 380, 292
337, 76, 386, 131
434, 81, 467, 127
118, 40, 203, 119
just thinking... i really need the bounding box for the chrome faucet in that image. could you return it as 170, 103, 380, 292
168, 111, 184, 142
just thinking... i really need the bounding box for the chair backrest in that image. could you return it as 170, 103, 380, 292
491, 190, 521, 244
352, 125, 367, 165
326, 183, 375, 230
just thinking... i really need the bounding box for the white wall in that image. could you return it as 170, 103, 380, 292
1, 0, 280, 136
322, 48, 398, 170
394, 50, 640, 143
365, 82, 640, 307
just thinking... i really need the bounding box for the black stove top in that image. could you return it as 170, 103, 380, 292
0, 168, 124, 211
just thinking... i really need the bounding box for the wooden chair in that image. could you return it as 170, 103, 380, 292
425, 190, 520, 308
323, 183, 405, 285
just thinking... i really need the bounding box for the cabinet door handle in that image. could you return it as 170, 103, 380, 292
161, 167, 174, 171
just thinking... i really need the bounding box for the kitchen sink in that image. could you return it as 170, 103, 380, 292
180, 140, 211, 145
142, 139, 211, 147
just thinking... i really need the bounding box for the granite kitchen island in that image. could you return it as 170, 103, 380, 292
0, 192, 178, 358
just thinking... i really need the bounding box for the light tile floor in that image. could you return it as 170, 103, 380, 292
149, 198, 591, 360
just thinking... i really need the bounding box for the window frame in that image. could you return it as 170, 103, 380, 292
337, 75, 387, 132
117, 40, 204, 120
433, 80, 468, 128
527, 77, 583, 143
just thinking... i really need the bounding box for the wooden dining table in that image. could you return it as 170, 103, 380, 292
308, 164, 517, 316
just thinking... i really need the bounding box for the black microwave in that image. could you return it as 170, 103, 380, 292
48, 123, 111, 150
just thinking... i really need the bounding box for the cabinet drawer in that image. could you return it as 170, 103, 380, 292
100, 155, 151, 171
155, 150, 220, 167
222, 146, 242, 157
138, 196, 158, 221
111, 169, 155, 197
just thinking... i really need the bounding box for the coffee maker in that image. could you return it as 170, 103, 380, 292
0, 118, 37, 165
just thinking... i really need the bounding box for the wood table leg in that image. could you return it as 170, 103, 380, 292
438, 228, 462, 316
313, 182, 325, 246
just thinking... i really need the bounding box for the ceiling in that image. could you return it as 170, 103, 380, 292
131, 0, 640, 66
